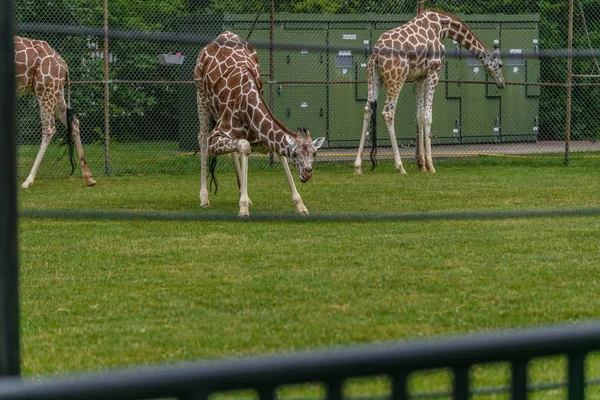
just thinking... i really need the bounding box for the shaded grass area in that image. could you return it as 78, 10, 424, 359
17, 157, 600, 397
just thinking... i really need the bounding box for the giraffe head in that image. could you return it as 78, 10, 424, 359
287, 127, 325, 183
481, 44, 505, 88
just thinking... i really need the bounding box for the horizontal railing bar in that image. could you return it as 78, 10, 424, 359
68, 79, 583, 88
1, 324, 600, 399
18, 207, 600, 223
16, 23, 600, 60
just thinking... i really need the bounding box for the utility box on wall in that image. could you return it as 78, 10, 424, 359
183, 12, 540, 151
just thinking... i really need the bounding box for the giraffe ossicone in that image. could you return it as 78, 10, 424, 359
354, 9, 505, 175
15, 36, 96, 189
194, 32, 325, 218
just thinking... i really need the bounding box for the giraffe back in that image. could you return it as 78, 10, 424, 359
372, 10, 493, 81
194, 32, 263, 124
14, 36, 68, 99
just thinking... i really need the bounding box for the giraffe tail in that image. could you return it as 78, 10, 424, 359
65, 108, 76, 175
369, 99, 378, 170
209, 156, 218, 195
65, 69, 76, 175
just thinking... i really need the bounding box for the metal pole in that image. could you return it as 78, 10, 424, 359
0, 0, 21, 378
103, 0, 111, 175
564, 0, 574, 166
268, 0, 275, 168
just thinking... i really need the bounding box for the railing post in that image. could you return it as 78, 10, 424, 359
258, 386, 276, 400
453, 365, 470, 400
391, 371, 409, 400
326, 379, 343, 400
0, 0, 21, 378
564, 0, 574, 166
568, 352, 586, 400
511, 359, 528, 400
103, 0, 111, 175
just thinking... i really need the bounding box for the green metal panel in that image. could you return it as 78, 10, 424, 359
431, 38, 461, 145
460, 24, 501, 144
500, 27, 539, 142
328, 24, 371, 147
273, 85, 327, 138
274, 23, 327, 81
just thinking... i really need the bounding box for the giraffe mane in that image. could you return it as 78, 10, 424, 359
425, 8, 490, 52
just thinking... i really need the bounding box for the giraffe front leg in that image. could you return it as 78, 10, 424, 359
199, 133, 211, 208
207, 136, 251, 217
415, 79, 427, 172
354, 104, 373, 175
231, 152, 252, 206
278, 155, 308, 215
424, 71, 439, 173
236, 140, 251, 218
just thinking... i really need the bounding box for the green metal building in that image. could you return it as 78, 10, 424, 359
178, 13, 540, 150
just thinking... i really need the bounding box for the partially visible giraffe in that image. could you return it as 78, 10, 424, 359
354, 10, 505, 175
15, 36, 96, 188
194, 31, 325, 217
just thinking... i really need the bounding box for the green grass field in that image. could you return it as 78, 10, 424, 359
16, 154, 600, 397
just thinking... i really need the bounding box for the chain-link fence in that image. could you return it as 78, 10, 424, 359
14, 0, 600, 179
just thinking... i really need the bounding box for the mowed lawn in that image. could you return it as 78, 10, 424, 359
16, 155, 600, 395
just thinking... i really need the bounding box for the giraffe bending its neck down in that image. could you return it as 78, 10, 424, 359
15, 36, 96, 188
354, 10, 505, 175
194, 31, 325, 218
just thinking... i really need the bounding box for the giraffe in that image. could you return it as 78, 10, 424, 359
15, 35, 96, 189
354, 10, 505, 175
194, 31, 325, 218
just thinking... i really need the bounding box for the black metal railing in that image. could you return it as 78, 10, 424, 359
1, 323, 600, 400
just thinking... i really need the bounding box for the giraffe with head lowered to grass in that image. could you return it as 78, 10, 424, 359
194, 31, 325, 218
15, 35, 96, 189
354, 10, 505, 175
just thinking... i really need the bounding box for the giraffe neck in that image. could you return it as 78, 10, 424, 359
241, 84, 295, 157
435, 12, 489, 60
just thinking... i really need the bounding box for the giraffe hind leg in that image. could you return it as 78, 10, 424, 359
68, 111, 96, 186
54, 97, 96, 186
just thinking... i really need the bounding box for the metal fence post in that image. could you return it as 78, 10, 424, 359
103, 0, 112, 175
564, 0, 574, 166
0, 0, 21, 378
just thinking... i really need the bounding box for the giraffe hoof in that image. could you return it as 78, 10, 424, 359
87, 179, 97, 187
237, 213, 250, 219
201, 202, 211, 209
296, 208, 309, 216
21, 181, 32, 189
398, 168, 407, 174
354, 166, 363, 175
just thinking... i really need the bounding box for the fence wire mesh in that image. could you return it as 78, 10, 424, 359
14, 0, 600, 179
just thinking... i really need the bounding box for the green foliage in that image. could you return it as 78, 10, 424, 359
15, 0, 600, 142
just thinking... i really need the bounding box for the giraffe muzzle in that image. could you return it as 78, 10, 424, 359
300, 171, 312, 183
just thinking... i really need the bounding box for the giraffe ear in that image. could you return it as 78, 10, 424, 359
312, 137, 325, 150
286, 135, 296, 152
